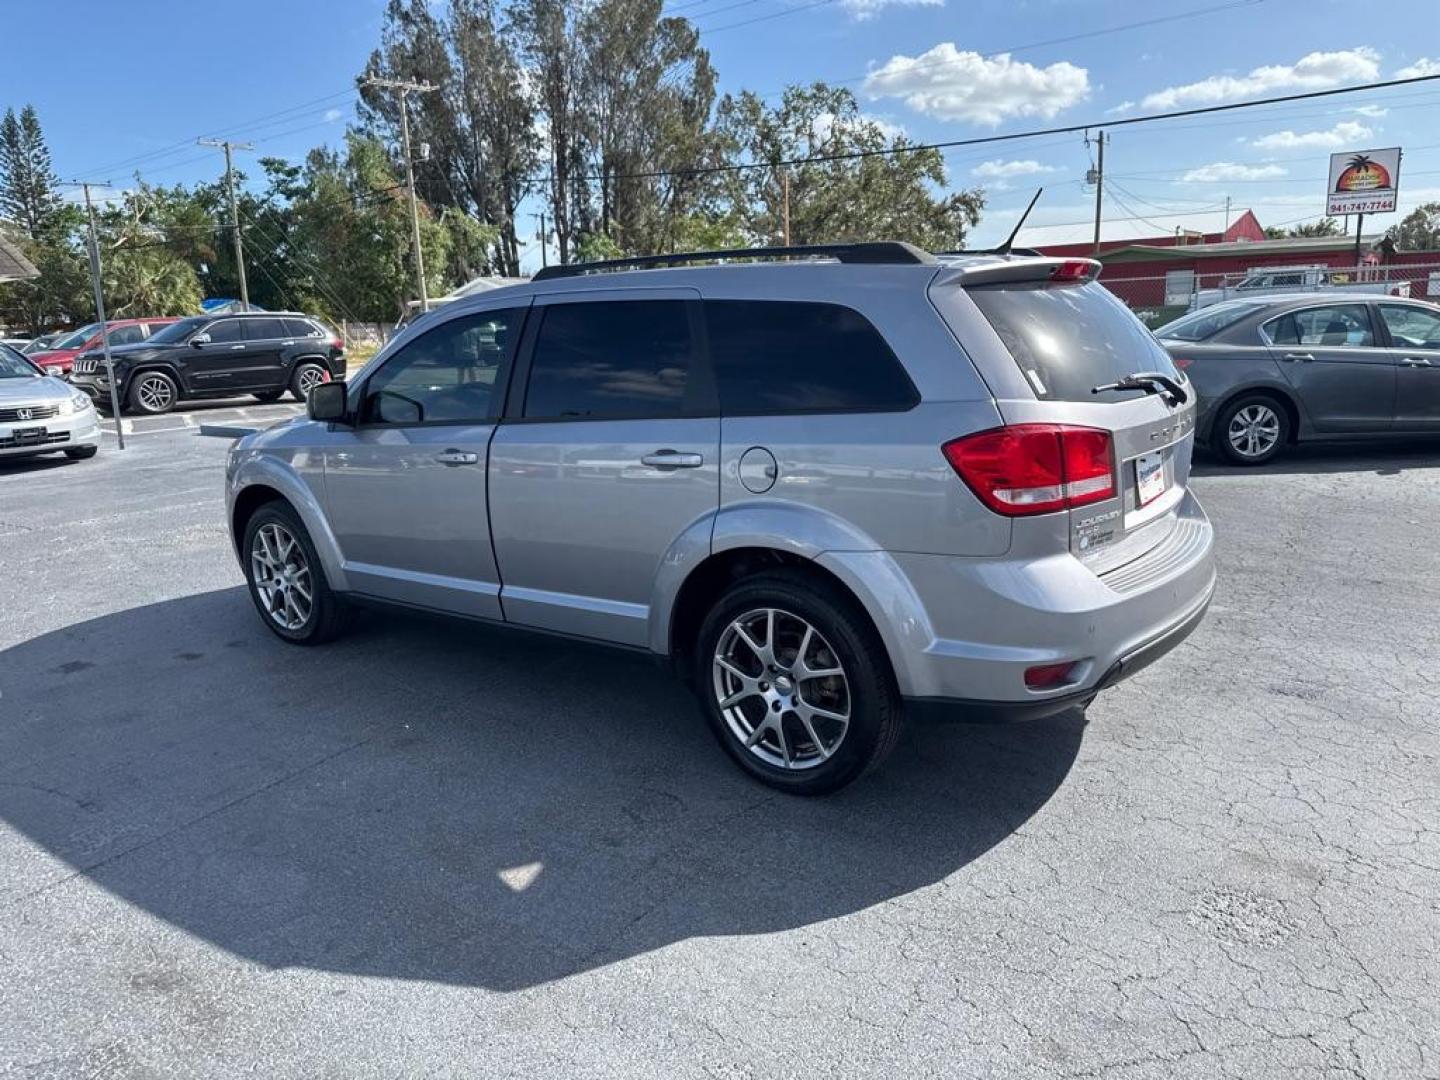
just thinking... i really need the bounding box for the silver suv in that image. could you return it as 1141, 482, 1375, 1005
226, 243, 1215, 794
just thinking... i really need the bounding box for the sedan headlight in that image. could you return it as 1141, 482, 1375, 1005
59, 390, 93, 415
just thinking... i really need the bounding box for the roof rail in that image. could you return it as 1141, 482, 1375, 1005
531, 241, 936, 281
938, 247, 1044, 258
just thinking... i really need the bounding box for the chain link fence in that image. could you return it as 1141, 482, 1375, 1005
1100, 261, 1440, 328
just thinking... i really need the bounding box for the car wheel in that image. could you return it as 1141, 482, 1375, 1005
694, 571, 903, 795
241, 501, 350, 645
253, 390, 284, 403
63, 446, 98, 460
1215, 394, 1289, 465
289, 362, 328, 402
127, 370, 178, 415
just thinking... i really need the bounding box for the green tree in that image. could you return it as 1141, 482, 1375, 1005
0, 105, 64, 240
715, 83, 984, 250
1385, 202, 1440, 250
1264, 217, 1342, 239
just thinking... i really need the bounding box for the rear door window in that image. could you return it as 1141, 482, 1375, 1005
244, 318, 288, 341
523, 301, 697, 420
704, 300, 917, 414
1266, 305, 1375, 347
968, 281, 1179, 401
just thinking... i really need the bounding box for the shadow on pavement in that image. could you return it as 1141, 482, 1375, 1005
1192, 438, 1440, 478
0, 588, 1083, 991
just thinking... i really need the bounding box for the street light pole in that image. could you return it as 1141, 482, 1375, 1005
77, 181, 126, 450
198, 138, 254, 308
366, 77, 436, 313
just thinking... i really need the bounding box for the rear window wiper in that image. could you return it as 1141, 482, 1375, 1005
1091, 371, 1189, 406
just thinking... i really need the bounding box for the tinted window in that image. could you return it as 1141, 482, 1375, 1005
204, 320, 245, 344
969, 281, 1180, 402
107, 324, 145, 346
283, 318, 320, 338
524, 301, 694, 419
1266, 305, 1374, 347
362, 308, 519, 425
705, 300, 916, 414
244, 318, 288, 341
1379, 304, 1440, 348
1156, 302, 1266, 342
146, 317, 208, 345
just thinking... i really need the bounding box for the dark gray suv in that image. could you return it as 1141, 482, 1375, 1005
226, 244, 1215, 793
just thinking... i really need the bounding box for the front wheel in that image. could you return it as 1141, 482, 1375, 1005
1215, 394, 1290, 465
242, 501, 349, 644
694, 572, 903, 795
127, 370, 178, 415
64, 446, 98, 460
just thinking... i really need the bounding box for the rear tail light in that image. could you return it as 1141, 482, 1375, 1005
329, 335, 344, 351
942, 424, 1115, 516
1050, 259, 1101, 283
1172, 357, 1194, 370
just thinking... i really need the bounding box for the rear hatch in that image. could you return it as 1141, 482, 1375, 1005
932, 259, 1197, 574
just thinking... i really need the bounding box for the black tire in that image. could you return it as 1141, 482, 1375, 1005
253, 390, 284, 403
693, 571, 903, 795
126, 370, 179, 415
289, 362, 328, 402
240, 500, 350, 645
1214, 393, 1290, 466
63, 446, 98, 460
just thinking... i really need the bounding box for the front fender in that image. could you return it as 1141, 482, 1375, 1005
226, 444, 348, 592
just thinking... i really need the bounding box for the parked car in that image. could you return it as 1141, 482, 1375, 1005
20, 331, 66, 355
1, 336, 31, 350
1187, 264, 1412, 311
1155, 294, 1440, 465
25, 317, 180, 376
0, 343, 100, 462
226, 243, 1215, 794
69, 312, 344, 415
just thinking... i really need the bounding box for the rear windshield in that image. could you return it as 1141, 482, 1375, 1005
968, 281, 1179, 402
1155, 302, 1265, 342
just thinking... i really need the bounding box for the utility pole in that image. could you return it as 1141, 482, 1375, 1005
366, 77, 436, 312
537, 212, 548, 269
198, 138, 254, 308
781, 170, 791, 247
76, 181, 126, 450
1223, 194, 1232, 236
1353, 212, 1365, 268
1088, 130, 1107, 258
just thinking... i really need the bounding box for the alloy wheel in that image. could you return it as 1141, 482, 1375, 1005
296, 366, 326, 395
136, 375, 173, 412
250, 522, 313, 631
1227, 403, 1281, 459
712, 607, 851, 770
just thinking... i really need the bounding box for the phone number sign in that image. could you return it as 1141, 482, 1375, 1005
1326, 147, 1401, 216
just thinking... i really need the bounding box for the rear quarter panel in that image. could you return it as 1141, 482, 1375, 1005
1168, 343, 1305, 443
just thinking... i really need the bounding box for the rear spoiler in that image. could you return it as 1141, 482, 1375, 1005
934, 257, 1101, 288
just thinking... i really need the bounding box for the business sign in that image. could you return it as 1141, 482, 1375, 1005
1326, 147, 1401, 215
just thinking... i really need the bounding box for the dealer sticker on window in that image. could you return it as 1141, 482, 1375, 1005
1134, 451, 1168, 507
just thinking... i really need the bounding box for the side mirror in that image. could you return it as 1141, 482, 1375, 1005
190, 333, 211, 348
307, 380, 349, 423
44, 365, 64, 377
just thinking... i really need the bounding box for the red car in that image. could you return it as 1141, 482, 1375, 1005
28, 318, 180, 375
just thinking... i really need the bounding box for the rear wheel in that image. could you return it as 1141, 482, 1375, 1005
241, 501, 349, 644
127, 370, 178, 415
64, 446, 98, 460
1215, 394, 1289, 466
694, 572, 902, 795
289, 362, 328, 402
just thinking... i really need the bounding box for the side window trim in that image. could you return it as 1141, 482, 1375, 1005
351, 301, 530, 429
502, 292, 716, 424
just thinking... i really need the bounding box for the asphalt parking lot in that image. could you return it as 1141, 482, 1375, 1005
2, 428, 1437, 1079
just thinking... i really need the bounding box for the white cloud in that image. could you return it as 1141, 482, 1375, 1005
972, 159, 1055, 180
864, 46, 1090, 125
1106, 100, 1136, 115
1351, 105, 1388, 117
811, 111, 904, 143
1395, 57, 1440, 78
1252, 119, 1373, 150
323, 108, 343, 122
1179, 161, 1289, 182
1140, 47, 1380, 110
841, 0, 942, 20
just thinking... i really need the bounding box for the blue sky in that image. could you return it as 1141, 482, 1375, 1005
4, 0, 1439, 268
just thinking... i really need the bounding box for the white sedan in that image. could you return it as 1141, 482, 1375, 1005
0, 343, 101, 462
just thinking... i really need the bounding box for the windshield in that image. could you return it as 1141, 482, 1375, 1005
145, 316, 209, 344
967, 281, 1180, 402
48, 322, 102, 351
1155, 302, 1266, 342
0, 344, 41, 378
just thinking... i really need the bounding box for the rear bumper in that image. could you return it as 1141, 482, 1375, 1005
818, 488, 1216, 709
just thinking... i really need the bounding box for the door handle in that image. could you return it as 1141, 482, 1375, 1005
434, 449, 480, 466
1401, 357, 1433, 368
641, 450, 704, 469
1281, 352, 1315, 362
230, 344, 246, 350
